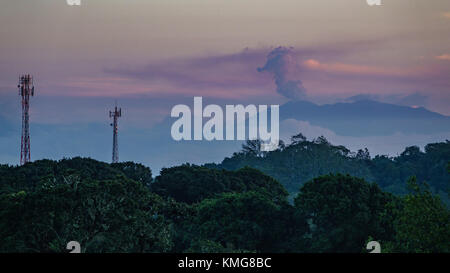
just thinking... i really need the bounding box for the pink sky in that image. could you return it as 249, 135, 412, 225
0, 0, 449, 125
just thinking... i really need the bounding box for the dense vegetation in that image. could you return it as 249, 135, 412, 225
152, 165, 287, 204
206, 135, 450, 205
0, 153, 448, 253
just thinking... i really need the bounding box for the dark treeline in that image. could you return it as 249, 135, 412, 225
206, 135, 450, 205
0, 151, 448, 253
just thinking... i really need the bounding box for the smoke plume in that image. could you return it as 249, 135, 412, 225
258, 47, 306, 100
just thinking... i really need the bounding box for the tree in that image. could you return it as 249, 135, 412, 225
111, 161, 153, 187
313, 136, 330, 145
241, 139, 263, 157
277, 140, 286, 151
216, 137, 450, 206
294, 174, 396, 253
356, 148, 370, 161
192, 191, 293, 252
384, 177, 450, 253
151, 165, 288, 205
400, 146, 422, 158
0, 177, 174, 253
291, 133, 307, 145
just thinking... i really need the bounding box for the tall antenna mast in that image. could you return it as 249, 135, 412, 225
110, 101, 122, 163
18, 74, 34, 165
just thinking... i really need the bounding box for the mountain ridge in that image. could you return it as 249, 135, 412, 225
280, 99, 450, 136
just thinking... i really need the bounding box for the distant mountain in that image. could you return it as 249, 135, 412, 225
1, 100, 449, 173
281, 100, 450, 136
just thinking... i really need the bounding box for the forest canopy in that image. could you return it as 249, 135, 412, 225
0, 138, 449, 253
206, 137, 450, 205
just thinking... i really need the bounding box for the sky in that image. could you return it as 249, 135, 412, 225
0, 0, 449, 168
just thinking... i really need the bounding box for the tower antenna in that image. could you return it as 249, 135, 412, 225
18, 74, 34, 165
110, 101, 122, 163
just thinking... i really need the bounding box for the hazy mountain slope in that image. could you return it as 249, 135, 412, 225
281, 100, 450, 136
